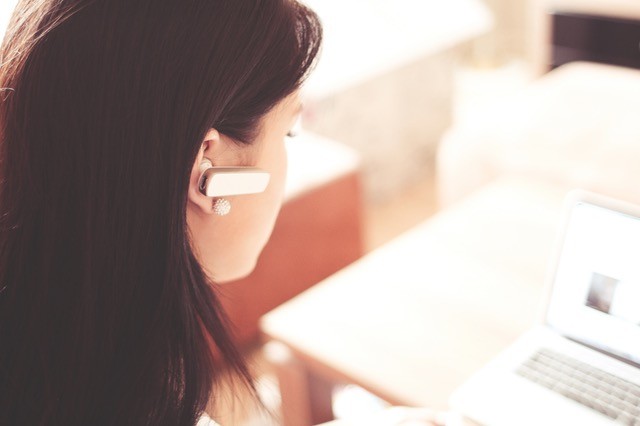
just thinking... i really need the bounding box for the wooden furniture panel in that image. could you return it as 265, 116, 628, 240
551, 12, 640, 69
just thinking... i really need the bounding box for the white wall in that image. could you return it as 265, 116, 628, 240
0, 0, 18, 40
466, 0, 534, 67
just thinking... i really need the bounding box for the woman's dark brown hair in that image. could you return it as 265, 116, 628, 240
0, 0, 321, 424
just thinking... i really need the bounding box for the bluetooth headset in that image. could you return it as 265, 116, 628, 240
198, 158, 270, 215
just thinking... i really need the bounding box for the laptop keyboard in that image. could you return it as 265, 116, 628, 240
516, 348, 640, 425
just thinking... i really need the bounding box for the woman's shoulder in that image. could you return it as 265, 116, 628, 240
197, 413, 220, 426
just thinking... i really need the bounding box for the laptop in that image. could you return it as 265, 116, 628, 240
450, 190, 640, 426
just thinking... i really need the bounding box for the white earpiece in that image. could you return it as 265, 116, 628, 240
198, 158, 270, 199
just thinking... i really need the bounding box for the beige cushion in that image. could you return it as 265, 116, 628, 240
437, 61, 640, 207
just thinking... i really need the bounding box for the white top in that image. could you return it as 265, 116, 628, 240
197, 413, 220, 426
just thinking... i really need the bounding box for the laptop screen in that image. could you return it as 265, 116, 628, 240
546, 199, 640, 365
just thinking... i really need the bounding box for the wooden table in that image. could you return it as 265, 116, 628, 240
260, 178, 569, 425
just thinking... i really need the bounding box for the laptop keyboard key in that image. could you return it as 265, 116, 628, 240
516, 348, 640, 423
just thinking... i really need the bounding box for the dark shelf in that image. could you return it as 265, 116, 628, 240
551, 11, 640, 70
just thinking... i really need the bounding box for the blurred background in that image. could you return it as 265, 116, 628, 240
224, 0, 640, 423
3, 0, 640, 424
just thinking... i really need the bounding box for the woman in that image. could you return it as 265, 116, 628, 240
0, 0, 320, 424
0, 0, 450, 424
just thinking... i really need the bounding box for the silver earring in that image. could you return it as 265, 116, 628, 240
213, 198, 231, 216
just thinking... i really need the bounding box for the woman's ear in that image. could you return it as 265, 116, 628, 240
188, 128, 222, 215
